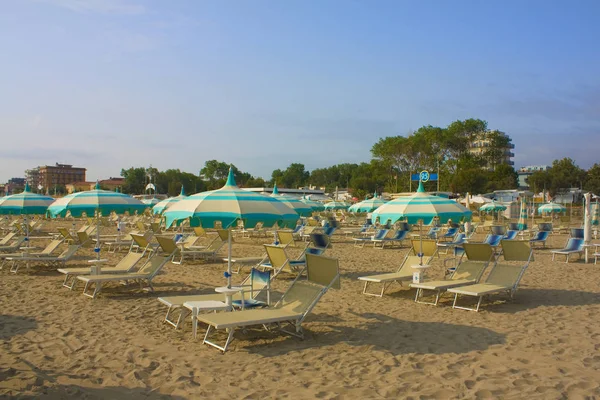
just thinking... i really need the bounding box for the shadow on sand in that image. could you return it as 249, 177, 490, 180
0, 314, 37, 340
222, 311, 507, 357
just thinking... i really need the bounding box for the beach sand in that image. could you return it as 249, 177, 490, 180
1, 226, 600, 399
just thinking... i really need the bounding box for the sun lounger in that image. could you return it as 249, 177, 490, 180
358, 239, 438, 297
437, 233, 466, 254
76, 255, 171, 299
0, 232, 16, 245
551, 237, 584, 262
199, 253, 340, 352
260, 245, 307, 276
276, 230, 297, 248
410, 243, 494, 305
353, 229, 389, 248
158, 268, 272, 329
439, 227, 459, 241
7, 245, 80, 273
448, 240, 533, 311
373, 229, 409, 249
0, 239, 62, 261
0, 236, 26, 253
59, 252, 144, 289
529, 231, 549, 248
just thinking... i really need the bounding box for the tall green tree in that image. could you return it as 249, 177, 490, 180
584, 163, 600, 195
120, 167, 147, 194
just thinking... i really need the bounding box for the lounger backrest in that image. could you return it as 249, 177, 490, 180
193, 226, 207, 237
533, 231, 549, 241
452, 233, 466, 244
503, 230, 518, 240
216, 229, 229, 242
131, 234, 150, 248
59, 245, 80, 259
180, 236, 198, 248
115, 252, 144, 270
138, 256, 169, 277
310, 233, 330, 249
7, 236, 26, 248
564, 237, 584, 251
277, 281, 324, 313
410, 239, 438, 257
444, 227, 459, 237
485, 264, 524, 288
393, 230, 408, 240
306, 253, 340, 289
452, 261, 488, 281
373, 229, 389, 240
57, 228, 73, 240
463, 243, 494, 261
265, 245, 289, 273
249, 268, 271, 298
483, 234, 503, 246
41, 240, 62, 255
570, 228, 584, 239
76, 231, 90, 244
277, 231, 295, 247
156, 236, 178, 255
398, 255, 425, 273
501, 240, 534, 262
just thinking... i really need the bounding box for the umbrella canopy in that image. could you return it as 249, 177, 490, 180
479, 201, 507, 212
47, 182, 147, 218
537, 202, 566, 214
324, 201, 349, 211
152, 186, 187, 215
372, 181, 472, 225
269, 184, 313, 217
0, 183, 54, 215
164, 168, 299, 229
299, 196, 325, 212
460, 195, 491, 205
348, 193, 387, 213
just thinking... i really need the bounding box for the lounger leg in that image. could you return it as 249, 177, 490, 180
9, 261, 19, 274
191, 306, 198, 339
203, 325, 236, 353
362, 281, 388, 297
414, 288, 442, 306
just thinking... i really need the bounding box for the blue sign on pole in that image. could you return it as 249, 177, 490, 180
411, 173, 438, 181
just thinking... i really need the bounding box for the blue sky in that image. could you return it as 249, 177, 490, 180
1, 0, 599, 182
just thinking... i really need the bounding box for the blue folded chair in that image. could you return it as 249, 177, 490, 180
437, 233, 466, 254
503, 230, 518, 240
570, 228, 584, 239
439, 227, 459, 241
552, 238, 584, 262
482, 234, 503, 247
232, 268, 271, 309
529, 231, 549, 248
373, 229, 409, 249
353, 229, 388, 248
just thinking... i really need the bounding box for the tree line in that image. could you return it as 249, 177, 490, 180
117, 118, 599, 199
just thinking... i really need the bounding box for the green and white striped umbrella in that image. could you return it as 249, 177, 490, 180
47, 182, 148, 218
324, 201, 349, 211
0, 183, 54, 215
479, 201, 507, 213
372, 181, 472, 225
270, 184, 313, 217
164, 168, 299, 229
537, 202, 566, 214
348, 193, 387, 213
152, 186, 187, 215
299, 196, 325, 212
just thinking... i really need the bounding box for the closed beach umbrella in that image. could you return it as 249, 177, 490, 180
153, 186, 187, 215
270, 184, 313, 217
592, 201, 599, 226
349, 193, 387, 213
164, 168, 299, 287
324, 201, 349, 211
537, 202, 566, 214
300, 196, 325, 212
48, 182, 148, 259
517, 198, 528, 231
372, 181, 472, 225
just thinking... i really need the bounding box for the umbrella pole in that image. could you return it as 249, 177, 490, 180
96, 211, 101, 260
227, 228, 232, 289
419, 220, 423, 265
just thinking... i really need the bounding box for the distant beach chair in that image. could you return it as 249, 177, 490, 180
529, 231, 549, 248
7, 244, 80, 273
59, 252, 144, 289
551, 237, 584, 262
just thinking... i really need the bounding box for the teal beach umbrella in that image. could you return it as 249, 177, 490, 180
153, 186, 187, 215
270, 184, 313, 217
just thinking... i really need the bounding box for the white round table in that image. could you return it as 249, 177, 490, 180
411, 264, 431, 284
215, 286, 244, 308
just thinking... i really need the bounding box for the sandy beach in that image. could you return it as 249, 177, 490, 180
1, 226, 600, 399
